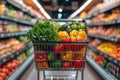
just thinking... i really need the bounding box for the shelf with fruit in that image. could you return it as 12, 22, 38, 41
87, 20, 120, 27
0, 38, 33, 65
0, 15, 34, 26
0, 48, 34, 80
85, 0, 120, 19
27, 20, 87, 70
6, 0, 36, 18
87, 52, 118, 80
88, 51, 120, 80
88, 44, 120, 67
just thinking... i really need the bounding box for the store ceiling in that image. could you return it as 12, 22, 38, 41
38, 0, 87, 18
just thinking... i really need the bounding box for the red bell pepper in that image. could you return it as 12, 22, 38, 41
74, 57, 84, 69
62, 62, 72, 69
54, 44, 64, 54
35, 51, 47, 62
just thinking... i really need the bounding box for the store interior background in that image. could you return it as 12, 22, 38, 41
0, 0, 120, 80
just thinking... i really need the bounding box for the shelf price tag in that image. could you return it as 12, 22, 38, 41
3, 58, 6, 63
10, 54, 14, 58
16, 52, 19, 55
113, 60, 118, 64
109, 57, 112, 61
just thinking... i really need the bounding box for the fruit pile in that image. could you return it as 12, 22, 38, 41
0, 59, 21, 80
88, 26, 120, 38
0, 38, 25, 59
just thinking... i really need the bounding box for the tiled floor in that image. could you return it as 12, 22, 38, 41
18, 62, 103, 80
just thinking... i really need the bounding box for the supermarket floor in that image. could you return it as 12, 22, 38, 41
18, 61, 103, 80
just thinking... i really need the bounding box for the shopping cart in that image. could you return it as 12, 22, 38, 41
33, 19, 88, 80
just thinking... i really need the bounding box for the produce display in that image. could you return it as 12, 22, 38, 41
87, 8, 120, 24
88, 25, 120, 38
0, 23, 31, 33
88, 52, 120, 79
87, 0, 120, 16
89, 39, 120, 61
0, 38, 25, 59
27, 20, 87, 69
0, 59, 21, 80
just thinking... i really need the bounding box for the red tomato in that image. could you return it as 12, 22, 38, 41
61, 37, 71, 42
1, 73, 7, 80
54, 44, 64, 54
74, 57, 84, 69
6, 63, 13, 71
12, 62, 17, 69
62, 62, 72, 69
2, 68, 9, 75
76, 36, 84, 42
0, 76, 3, 80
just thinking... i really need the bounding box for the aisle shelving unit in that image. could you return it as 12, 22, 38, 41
0, 32, 27, 39
0, 43, 33, 65
8, 54, 34, 80
88, 34, 120, 42
88, 46, 120, 67
6, 0, 36, 18
87, 20, 120, 27
85, 3, 120, 19
86, 55, 117, 80
84, 1, 120, 79
0, 15, 34, 26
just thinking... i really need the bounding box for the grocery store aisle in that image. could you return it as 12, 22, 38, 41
18, 61, 103, 80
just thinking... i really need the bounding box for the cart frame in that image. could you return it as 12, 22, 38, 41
33, 19, 88, 80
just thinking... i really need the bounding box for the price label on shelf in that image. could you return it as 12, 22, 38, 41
0, 34, 4, 37
10, 54, 14, 58
16, 52, 19, 55
109, 57, 112, 61
113, 60, 118, 64
3, 58, 7, 63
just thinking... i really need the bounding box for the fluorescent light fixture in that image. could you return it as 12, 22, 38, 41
65, 0, 69, 1
58, 8, 63, 12
32, 0, 51, 19
68, 0, 92, 18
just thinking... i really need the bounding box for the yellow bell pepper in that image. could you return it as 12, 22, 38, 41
79, 31, 86, 40
70, 30, 79, 37
58, 31, 69, 40
61, 51, 74, 61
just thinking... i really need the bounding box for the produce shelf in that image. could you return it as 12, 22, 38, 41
0, 43, 33, 65
8, 53, 34, 80
85, 3, 120, 19
87, 20, 120, 27
0, 15, 34, 26
88, 34, 120, 42
0, 32, 27, 39
88, 46, 120, 67
6, 0, 36, 18
86, 55, 117, 80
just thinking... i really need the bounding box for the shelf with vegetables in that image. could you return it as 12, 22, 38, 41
0, 46, 34, 80
87, 25, 120, 42
85, 0, 120, 19
0, 36, 33, 65
27, 20, 87, 71
89, 39, 120, 67
86, 7, 120, 25
6, 0, 36, 18
86, 52, 118, 80
0, 22, 31, 38
0, 1, 35, 26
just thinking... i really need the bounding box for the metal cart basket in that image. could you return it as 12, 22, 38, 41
33, 19, 88, 80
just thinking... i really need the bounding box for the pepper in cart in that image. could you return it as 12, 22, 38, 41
35, 51, 48, 68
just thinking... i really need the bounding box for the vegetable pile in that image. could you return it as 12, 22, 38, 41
28, 20, 87, 70
27, 20, 60, 41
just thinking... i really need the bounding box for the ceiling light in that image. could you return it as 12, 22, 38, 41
65, 0, 69, 1
58, 8, 63, 12
68, 0, 92, 18
32, 0, 51, 19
